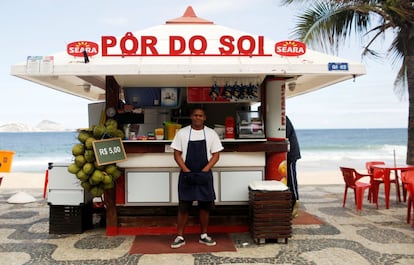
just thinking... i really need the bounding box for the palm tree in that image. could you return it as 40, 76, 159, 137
281, 0, 414, 164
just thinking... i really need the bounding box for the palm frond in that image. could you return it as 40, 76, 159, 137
290, 1, 373, 54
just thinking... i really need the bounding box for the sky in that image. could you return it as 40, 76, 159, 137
0, 0, 408, 130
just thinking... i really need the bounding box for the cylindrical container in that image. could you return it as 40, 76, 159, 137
155, 128, 164, 140
129, 132, 136, 140
166, 123, 182, 140
123, 124, 130, 140
225, 116, 235, 139
0, 150, 15, 173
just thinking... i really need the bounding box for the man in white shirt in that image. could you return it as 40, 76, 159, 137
170, 107, 224, 248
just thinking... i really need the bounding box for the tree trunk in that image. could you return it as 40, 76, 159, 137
405, 28, 414, 165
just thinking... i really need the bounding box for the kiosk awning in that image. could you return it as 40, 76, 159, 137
10, 6, 366, 101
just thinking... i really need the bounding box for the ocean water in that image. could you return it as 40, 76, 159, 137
296, 128, 407, 172
0, 128, 408, 173
0, 132, 78, 173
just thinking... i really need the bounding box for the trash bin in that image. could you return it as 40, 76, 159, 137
0, 150, 15, 172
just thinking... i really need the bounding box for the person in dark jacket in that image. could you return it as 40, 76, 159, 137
286, 116, 301, 217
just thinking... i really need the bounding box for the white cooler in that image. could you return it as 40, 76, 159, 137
47, 162, 91, 205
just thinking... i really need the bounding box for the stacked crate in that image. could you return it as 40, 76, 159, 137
249, 185, 292, 244
47, 163, 93, 234
49, 203, 92, 234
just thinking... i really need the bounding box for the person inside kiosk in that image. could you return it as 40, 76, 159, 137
170, 107, 224, 249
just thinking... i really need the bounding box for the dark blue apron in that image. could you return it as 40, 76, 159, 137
178, 129, 216, 201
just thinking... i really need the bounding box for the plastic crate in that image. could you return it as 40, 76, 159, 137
49, 203, 92, 234
0, 150, 15, 172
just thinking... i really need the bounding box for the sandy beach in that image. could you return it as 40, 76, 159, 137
0, 170, 345, 190
0, 172, 46, 189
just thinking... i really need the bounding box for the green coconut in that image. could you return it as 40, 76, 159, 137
105, 164, 117, 175
90, 169, 104, 184
68, 163, 80, 174
72, 144, 85, 156
83, 162, 95, 175
112, 168, 122, 179
84, 150, 96, 163
93, 125, 106, 139
74, 155, 86, 168
103, 181, 114, 189
84, 137, 95, 150
77, 130, 91, 143
106, 125, 117, 137
90, 185, 104, 197
76, 169, 89, 182
81, 181, 91, 191
102, 173, 113, 185
105, 119, 118, 128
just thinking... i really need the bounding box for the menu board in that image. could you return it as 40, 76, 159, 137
26, 56, 54, 74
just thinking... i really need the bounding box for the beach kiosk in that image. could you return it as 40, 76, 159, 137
10, 7, 366, 236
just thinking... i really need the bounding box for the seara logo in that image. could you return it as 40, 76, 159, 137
275, 40, 306, 56
67, 41, 99, 57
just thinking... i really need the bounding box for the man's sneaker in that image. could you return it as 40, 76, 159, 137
171, 236, 185, 249
199, 235, 216, 246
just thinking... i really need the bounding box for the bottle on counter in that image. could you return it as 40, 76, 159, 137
123, 124, 131, 140
225, 116, 235, 139
129, 131, 136, 140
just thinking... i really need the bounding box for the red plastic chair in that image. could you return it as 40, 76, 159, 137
365, 161, 385, 202
401, 170, 414, 228
340, 167, 375, 211
366, 161, 385, 174
402, 170, 410, 202
365, 161, 401, 205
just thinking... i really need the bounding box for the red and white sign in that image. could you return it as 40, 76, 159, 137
67, 41, 99, 57
101, 32, 270, 56
275, 40, 306, 56
66, 33, 306, 58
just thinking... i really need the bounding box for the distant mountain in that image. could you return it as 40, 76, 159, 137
0, 120, 72, 132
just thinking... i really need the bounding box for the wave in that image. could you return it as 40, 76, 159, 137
298, 144, 407, 172
7, 155, 73, 173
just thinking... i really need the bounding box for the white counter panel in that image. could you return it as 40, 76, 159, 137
215, 152, 265, 167
126, 171, 170, 203
220, 170, 263, 202
170, 171, 219, 203
118, 152, 265, 168
118, 153, 176, 167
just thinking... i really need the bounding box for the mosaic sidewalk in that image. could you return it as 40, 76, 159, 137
1, 185, 414, 265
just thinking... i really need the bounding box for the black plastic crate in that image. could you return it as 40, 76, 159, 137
49, 203, 92, 234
